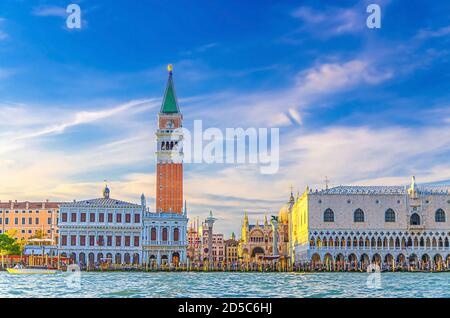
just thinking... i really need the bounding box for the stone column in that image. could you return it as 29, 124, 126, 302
204, 211, 217, 270
271, 217, 279, 256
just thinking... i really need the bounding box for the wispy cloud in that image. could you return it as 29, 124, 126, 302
181, 42, 219, 55
416, 25, 450, 40
32, 6, 67, 17
14, 99, 158, 140
0, 18, 8, 40
286, 6, 364, 41
186, 58, 392, 129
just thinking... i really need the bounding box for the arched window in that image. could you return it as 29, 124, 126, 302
385, 209, 396, 222
435, 209, 446, 222
151, 228, 157, 241
354, 209, 364, 222
162, 228, 168, 241
410, 213, 420, 225
323, 209, 334, 222
173, 228, 179, 241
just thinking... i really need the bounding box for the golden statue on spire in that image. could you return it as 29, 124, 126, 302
167, 64, 173, 73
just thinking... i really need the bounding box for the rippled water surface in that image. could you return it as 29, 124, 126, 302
0, 272, 448, 298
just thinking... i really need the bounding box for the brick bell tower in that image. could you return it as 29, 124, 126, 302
156, 64, 184, 214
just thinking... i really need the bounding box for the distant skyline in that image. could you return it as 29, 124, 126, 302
1, 0, 450, 235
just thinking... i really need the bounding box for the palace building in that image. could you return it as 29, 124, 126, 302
290, 177, 450, 268
58, 186, 143, 266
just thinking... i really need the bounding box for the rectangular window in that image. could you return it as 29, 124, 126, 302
21, 218, 25, 225
99, 213, 104, 222
15, 218, 18, 225
90, 213, 95, 222
107, 236, 112, 246
35, 218, 39, 225
134, 214, 140, 223
62, 213, 67, 222
89, 235, 95, 246
80, 213, 86, 222
70, 235, 76, 246
80, 235, 86, 246
134, 236, 140, 247
108, 213, 113, 222
61, 235, 67, 246
0, 219, 2, 224
5, 218, 9, 225
125, 236, 130, 246
115, 236, 121, 246
28, 217, 32, 225
71, 213, 77, 222
125, 214, 131, 223
116, 214, 122, 223
98, 236, 104, 246
47, 218, 51, 225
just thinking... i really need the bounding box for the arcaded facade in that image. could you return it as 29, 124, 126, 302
291, 177, 450, 267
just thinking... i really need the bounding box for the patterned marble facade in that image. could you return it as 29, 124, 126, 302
290, 177, 450, 267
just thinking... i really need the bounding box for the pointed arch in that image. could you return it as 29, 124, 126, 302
323, 208, 335, 222
435, 209, 446, 222
385, 209, 396, 222
354, 209, 365, 222
410, 213, 420, 225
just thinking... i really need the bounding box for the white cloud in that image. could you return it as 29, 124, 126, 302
186, 59, 392, 128
32, 6, 67, 17
296, 60, 392, 95
14, 99, 158, 140
0, 18, 7, 40
290, 6, 364, 38
416, 25, 450, 40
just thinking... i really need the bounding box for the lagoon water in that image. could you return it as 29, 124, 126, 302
0, 272, 448, 298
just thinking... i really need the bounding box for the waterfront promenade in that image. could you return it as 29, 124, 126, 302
53, 261, 450, 273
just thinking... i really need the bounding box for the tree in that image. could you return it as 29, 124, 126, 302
0, 233, 22, 267
29, 229, 47, 240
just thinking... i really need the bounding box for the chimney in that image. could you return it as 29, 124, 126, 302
26, 202, 29, 210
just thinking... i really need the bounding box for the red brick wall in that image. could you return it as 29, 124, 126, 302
156, 163, 183, 213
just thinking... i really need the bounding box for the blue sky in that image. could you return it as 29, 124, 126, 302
1, 0, 450, 235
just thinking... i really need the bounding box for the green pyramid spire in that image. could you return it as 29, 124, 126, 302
160, 64, 180, 114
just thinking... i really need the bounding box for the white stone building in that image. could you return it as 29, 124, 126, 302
291, 177, 450, 268
142, 208, 188, 265
58, 186, 144, 266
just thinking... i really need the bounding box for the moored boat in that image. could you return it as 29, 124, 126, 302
6, 267, 58, 275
